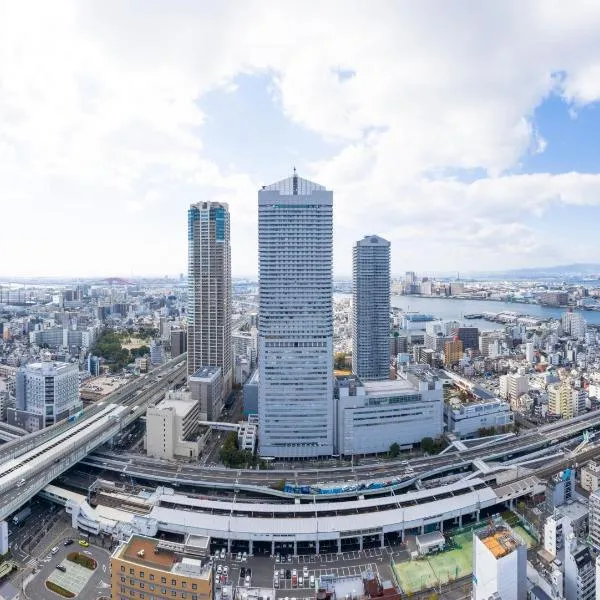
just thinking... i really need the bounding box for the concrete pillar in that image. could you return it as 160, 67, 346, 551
316, 540, 320, 555
249, 540, 253, 556
359, 536, 363, 551
458, 515, 463, 527
476, 510, 480, 522
271, 541, 275, 556
439, 520, 444, 534
227, 538, 231, 553
380, 533, 385, 549
400, 529, 405, 543
293, 540, 297, 556
337, 538, 342, 554
420, 525, 425, 535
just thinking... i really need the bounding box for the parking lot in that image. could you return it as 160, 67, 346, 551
211, 547, 395, 598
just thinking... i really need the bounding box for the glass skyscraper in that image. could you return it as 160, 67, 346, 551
187, 201, 232, 403
352, 235, 391, 380
258, 172, 334, 457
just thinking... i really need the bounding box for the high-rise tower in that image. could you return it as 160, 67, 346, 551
258, 172, 334, 457
187, 201, 232, 402
352, 235, 391, 380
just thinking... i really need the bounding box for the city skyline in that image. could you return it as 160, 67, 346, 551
4, 3, 600, 278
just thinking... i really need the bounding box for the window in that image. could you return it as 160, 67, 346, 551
161, 577, 166, 584
149, 574, 154, 581
172, 592, 177, 597
121, 566, 126, 572
171, 579, 177, 586
130, 568, 135, 575
182, 582, 187, 588
121, 577, 126, 583
140, 571, 145, 578
192, 584, 197, 590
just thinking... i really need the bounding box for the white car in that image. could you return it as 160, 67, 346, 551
275, 554, 281, 563
220, 549, 226, 559
310, 575, 315, 587
303, 567, 309, 578
223, 566, 229, 576
242, 551, 247, 562
216, 565, 222, 574
298, 577, 304, 586
237, 552, 242, 561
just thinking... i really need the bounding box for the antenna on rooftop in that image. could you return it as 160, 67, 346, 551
292, 166, 298, 195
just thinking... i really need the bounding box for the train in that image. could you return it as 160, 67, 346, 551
282, 478, 403, 495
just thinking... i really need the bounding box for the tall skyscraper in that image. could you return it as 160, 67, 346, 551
258, 172, 334, 457
352, 235, 390, 380
187, 201, 232, 401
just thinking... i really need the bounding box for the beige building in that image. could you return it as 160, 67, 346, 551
146, 391, 202, 460
499, 373, 529, 404
548, 379, 578, 419
582, 460, 600, 493
111, 534, 212, 600
443, 339, 463, 367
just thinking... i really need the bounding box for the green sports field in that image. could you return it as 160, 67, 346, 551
393, 531, 473, 595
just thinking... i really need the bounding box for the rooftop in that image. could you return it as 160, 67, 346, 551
362, 379, 415, 396
115, 535, 211, 578
153, 391, 197, 417
190, 366, 221, 381
477, 524, 521, 559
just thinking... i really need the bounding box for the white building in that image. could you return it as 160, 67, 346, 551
565, 541, 595, 600
499, 373, 529, 403
445, 399, 513, 438
335, 369, 444, 455
352, 235, 390, 381
146, 391, 202, 460
525, 341, 535, 363
258, 172, 334, 458
238, 422, 257, 453
562, 311, 587, 340
472, 521, 526, 600
11, 361, 80, 431
588, 489, 600, 549
581, 461, 600, 493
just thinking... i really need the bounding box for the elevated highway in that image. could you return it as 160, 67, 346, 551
0, 355, 186, 521
81, 407, 600, 499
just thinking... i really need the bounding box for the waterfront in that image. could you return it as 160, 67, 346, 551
390, 295, 600, 329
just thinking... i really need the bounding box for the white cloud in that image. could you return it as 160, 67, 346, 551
2, 1, 600, 276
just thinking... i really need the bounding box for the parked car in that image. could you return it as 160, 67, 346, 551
56, 565, 66, 573
63, 539, 74, 546
51, 547, 59, 555
216, 565, 222, 574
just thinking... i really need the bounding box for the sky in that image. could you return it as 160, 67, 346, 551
3, 2, 600, 278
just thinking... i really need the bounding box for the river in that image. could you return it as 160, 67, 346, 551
388, 295, 600, 330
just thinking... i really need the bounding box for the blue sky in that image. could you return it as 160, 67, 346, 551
2, 2, 600, 278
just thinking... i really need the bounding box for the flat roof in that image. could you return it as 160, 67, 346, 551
154, 395, 197, 417
477, 526, 520, 558
190, 366, 221, 381
362, 379, 415, 395
119, 535, 177, 570
416, 531, 445, 546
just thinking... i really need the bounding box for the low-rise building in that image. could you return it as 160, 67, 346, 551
110, 534, 213, 600
445, 399, 513, 438
335, 367, 444, 455
581, 461, 600, 493
146, 391, 202, 460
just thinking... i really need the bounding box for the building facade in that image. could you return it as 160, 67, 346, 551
187, 201, 232, 403
335, 369, 444, 455
188, 366, 223, 422
352, 235, 390, 380
472, 521, 527, 600
258, 173, 334, 457
111, 534, 212, 600
10, 361, 80, 431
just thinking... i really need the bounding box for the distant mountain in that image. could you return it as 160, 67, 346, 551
479, 263, 600, 279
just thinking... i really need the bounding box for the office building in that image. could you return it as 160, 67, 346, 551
258, 172, 334, 457
10, 361, 81, 432
443, 339, 463, 367
170, 328, 187, 358
335, 368, 444, 455
445, 399, 513, 438
449, 326, 478, 351
188, 366, 223, 422
110, 534, 213, 600
352, 235, 390, 380
582, 461, 600, 493
549, 380, 580, 419
539, 291, 569, 307
565, 541, 596, 600
146, 391, 203, 460
150, 340, 165, 366
589, 489, 600, 548
499, 373, 529, 404
472, 520, 526, 600
563, 310, 587, 340
187, 201, 232, 403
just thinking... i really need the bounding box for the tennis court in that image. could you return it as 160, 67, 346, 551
512, 525, 536, 548
393, 530, 473, 594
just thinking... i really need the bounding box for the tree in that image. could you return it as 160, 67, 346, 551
389, 442, 400, 458
334, 352, 347, 370
420, 437, 435, 454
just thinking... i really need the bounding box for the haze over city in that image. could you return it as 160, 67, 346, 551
3, 2, 600, 277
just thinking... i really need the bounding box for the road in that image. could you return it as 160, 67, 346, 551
0, 356, 187, 520
78, 408, 600, 497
